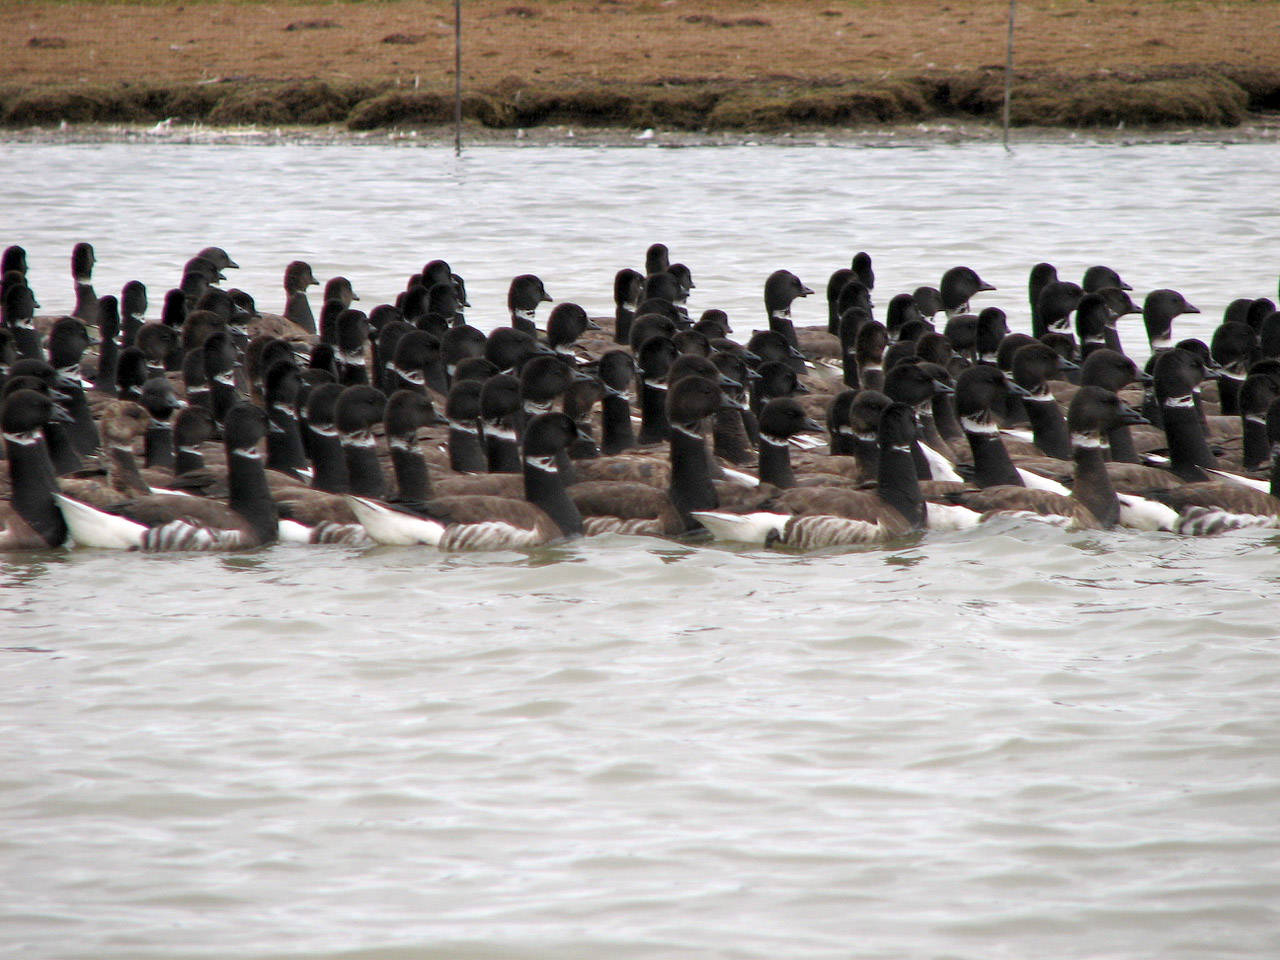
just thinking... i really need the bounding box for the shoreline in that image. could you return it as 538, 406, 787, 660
4, 114, 1280, 149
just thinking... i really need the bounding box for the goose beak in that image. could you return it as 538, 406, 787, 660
1117, 402, 1149, 426
803, 417, 825, 432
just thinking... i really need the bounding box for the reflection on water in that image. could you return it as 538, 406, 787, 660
3, 141, 1280, 960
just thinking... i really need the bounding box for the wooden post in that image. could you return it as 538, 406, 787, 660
454, 0, 463, 155
1003, 0, 1016, 152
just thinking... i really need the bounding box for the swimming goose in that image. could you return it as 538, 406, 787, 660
283, 260, 320, 335
348, 412, 584, 549
763, 269, 815, 363
2, 283, 41, 360
443, 379, 487, 473
940, 266, 995, 319
56, 402, 279, 550
1082, 265, 1132, 294
610, 268, 644, 345
70, 242, 99, 325
950, 387, 1152, 530
568, 374, 730, 537
507, 274, 552, 334
46, 317, 99, 456
693, 401, 929, 547
0, 389, 72, 549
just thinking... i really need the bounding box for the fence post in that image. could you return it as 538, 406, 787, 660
454, 0, 463, 156
1003, 0, 1016, 151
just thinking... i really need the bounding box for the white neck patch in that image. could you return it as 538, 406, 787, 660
961, 416, 999, 435
525, 454, 557, 472
3, 429, 42, 446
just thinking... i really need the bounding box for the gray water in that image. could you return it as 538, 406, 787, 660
3, 138, 1280, 960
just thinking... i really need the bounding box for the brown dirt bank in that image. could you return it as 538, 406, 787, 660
3, 1, 1279, 131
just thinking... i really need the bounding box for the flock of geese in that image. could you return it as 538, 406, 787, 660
2, 239, 1279, 553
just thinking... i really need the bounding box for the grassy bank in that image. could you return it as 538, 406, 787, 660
1, 69, 1276, 132
3, 0, 1279, 132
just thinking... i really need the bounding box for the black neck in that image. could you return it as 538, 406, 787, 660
11, 328, 41, 361
713, 408, 754, 465
829, 428, 856, 457
266, 407, 309, 472
860, 365, 884, 392
175, 444, 205, 476
121, 314, 143, 348
210, 380, 240, 425
343, 438, 386, 499
145, 423, 174, 470
95, 340, 119, 393
7, 434, 65, 546
931, 394, 964, 444
439, 423, 481, 473
338, 360, 370, 387
43, 422, 83, 476
62, 388, 99, 456
1217, 375, 1242, 417
1242, 415, 1269, 472
600, 395, 637, 456
448, 424, 487, 472
1072, 443, 1119, 528
391, 442, 431, 501
485, 429, 521, 474
73, 284, 98, 322
308, 429, 350, 493
227, 449, 279, 544
877, 440, 925, 530
1105, 423, 1139, 463
841, 350, 860, 389
667, 423, 719, 532
615, 304, 634, 344
638, 382, 669, 444
1163, 402, 1216, 481
523, 456, 583, 537
757, 435, 794, 488
1024, 396, 1073, 460
965, 424, 1023, 487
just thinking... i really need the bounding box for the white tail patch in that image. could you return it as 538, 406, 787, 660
55, 494, 145, 550
999, 427, 1036, 444
691, 510, 787, 545
345, 496, 444, 546
1017, 469, 1071, 496
719, 466, 761, 487
925, 501, 982, 531
277, 519, 316, 544
919, 443, 963, 483
1115, 493, 1179, 532
1204, 468, 1270, 493
788, 434, 825, 450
